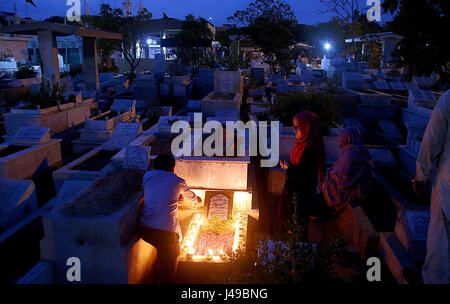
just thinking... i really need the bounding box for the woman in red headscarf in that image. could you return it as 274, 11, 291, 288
275, 111, 326, 239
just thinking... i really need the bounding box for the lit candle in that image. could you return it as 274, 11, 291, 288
207, 249, 213, 260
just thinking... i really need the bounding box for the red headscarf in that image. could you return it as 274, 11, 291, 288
290, 111, 326, 183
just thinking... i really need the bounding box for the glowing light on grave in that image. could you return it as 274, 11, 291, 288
233, 191, 252, 211
179, 211, 248, 262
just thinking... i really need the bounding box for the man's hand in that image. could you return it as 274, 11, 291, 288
412, 177, 426, 196
280, 160, 289, 170
197, 196, 202, 204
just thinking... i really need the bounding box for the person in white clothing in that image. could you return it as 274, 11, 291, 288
140, 154, 201, 283
413, 89, 450, 284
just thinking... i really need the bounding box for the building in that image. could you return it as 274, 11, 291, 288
345, 32, 403, 69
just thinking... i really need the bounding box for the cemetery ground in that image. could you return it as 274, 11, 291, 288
0, 64, 443, 284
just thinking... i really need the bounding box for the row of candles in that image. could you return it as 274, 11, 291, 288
180, 212, 248, 262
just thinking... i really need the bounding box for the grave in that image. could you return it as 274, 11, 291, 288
150, 116, 191, 136
412, 76, 433, 90
41, 171, 156, 283
103, 122, 143, 150
53, 123, 142, 191
374, 80, 390, 91
214, 70, 243, 94
71, 111, 124, 153
194, 69, 216, 99
250, 68, 265, 85
344, 88, 392, 105
122, 145, 151, 171
0, 127, 62, 179
154, 53, 166, 76
342, 73, 364, 90
408, 89, 435, 116
398, 121, 428, 176
394, 209, 430, 261
378, 120, 403, 141
368, 149, 398, 167
201, 92, 243, 117
0, 178, 38, 231
3, 97, 97, 138
389, 81, 406, 91
111, 99, 137, 117
186, 100, 202, 112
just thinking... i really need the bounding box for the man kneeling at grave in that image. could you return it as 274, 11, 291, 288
140, 154, 201, 283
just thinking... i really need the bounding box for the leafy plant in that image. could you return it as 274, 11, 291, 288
224, 218, 347, 283
21, 81, 74, 109
205, 216, 235, 235
269, 92, 340, 132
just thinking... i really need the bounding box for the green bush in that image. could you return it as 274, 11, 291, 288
269, 92, 340, 132
22, 81, 74, 109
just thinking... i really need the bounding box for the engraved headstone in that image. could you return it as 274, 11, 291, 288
123, 145, 151, 171
11, 127, 50, 145
205, 191, 234, 220
103, 123, 142, 150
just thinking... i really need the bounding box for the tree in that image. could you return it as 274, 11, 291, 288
382, 0, 449, 81
88, 4, 152, 80
172, 14, 215, 73
227, 0, 297, 76
319, 0, 370, 71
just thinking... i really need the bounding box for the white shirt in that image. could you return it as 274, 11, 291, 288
141, 170, 197, 240
416, 90, 450, 219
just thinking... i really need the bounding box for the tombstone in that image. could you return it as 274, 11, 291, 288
389, 81, 406, 91
276, 80, 289, 94
205, 191, 234, 220
155, 53, 166, 75
342, 73, 364, 90
374, 80, 390, 91
250, 68, 265, 85
378, 120, 403, 140
123, 145, 151, 171
214, 71, 242, 94
11, 127, 50, 146
111, 99, 136, 113
103, 123, 142, 150
0, 178, 38, 230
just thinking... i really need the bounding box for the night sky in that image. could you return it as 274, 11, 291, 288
2, 0, 345, 26
1, 0, 393, 26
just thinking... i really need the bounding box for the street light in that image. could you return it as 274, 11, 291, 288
324, 42, 331, 50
